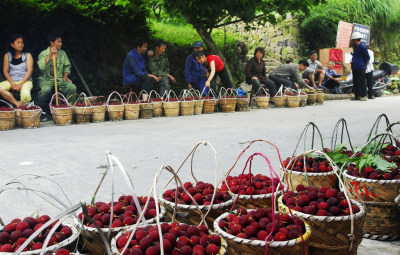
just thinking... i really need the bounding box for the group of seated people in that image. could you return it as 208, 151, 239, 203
1, 34, 342, 113
0, 32, 76, 117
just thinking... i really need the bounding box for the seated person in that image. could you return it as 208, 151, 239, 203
302, 50, 326, 89
123, 38, 155, 101
245, 47, 276, 98
323, 61, 342, 94
37, 32, 77, 113
0, 34, 33, 103
194, 51, 233, 94
147, 39, 176, 96
184, 41, 208, 95
0, 87, 22, 107
269, 60, 313, 91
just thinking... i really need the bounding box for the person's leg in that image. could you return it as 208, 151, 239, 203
366, 71, 373, 98
59, 81, 77, 101
307, 73, 316, 87
217, 67, 233, 89
0, 87, 22, 107
36, 80, 54, 109
19, 81, 33, 103
263, 79, 277, 97
317, 71, 325, 87
249, 79, 260, 94
268, 75, 294, 93
352, 70, 367, 99
158, 76, 170, 97
0, 80, 12, 91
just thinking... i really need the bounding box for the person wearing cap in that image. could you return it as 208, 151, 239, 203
350, 31, 370, 101
194, 51, 233, 94
184, 41, 209, 95
123, 37, 155, 101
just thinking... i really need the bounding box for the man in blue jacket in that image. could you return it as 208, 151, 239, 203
350, 32, 370, 101
185, 41, 212, 95
123, 38, 156, 101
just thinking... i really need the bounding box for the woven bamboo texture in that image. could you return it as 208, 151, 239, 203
343, 172, 400, 202
219, 98, 236, 113
74, 107, 92, 124
234, 188, 284, 209
307, 94, 317, 105
278, 196, 365, 255
287, 96, 300, 108
214, 100, 219, 112
281, 170, 338, 191
255, 96, 269, 109
203, 100, 216, 114
20, 109, 41, 129
124, 103, 140, 120
110, 226, 227, 255
140, 103, 153, 119
236, 98, 250, 112
316, 93, 325, 104
274, 95, 287, 108
0, 110, 15, 130
152, 101, 163, 117
51, 107, 73, 126
194, 100, 203, 115
362, 201, 400, 240
15, 109, 21, 127
163, 101, 180, 117
78, 208, 165, 255
299, 94, 308, 107
214, 210, 311, 255
91, 105, 106, 122
180, 101, 195, 116
160, 195, 234, 230
107, 104, 124, 121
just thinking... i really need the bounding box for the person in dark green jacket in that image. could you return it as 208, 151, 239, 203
37, 32, 76, 113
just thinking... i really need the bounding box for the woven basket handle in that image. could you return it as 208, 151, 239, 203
165, 90, 178, 102
0, 99, 14, 109
106, 91, 124, 112
148, 89, 161, 101
179, 89, 194, 101
123, 91, 140, 104
49, 92, 70, 114
292, 122, 325, 157
274, 84, 285, 97
255, 87, 270, 97
331, 118, 354, 151
190, 89, 202, 100
74, 92, 92, 107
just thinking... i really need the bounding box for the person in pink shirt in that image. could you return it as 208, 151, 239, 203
194, 51, 233, 94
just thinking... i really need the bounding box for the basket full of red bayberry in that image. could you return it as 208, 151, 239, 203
278, 184, 365, 255
73, 93, 92, 124
214, 208, 311, 255
50, 93, 73, 126
0, 100, 16, 131
17, 104, 42, 129
106, 91, 124, 121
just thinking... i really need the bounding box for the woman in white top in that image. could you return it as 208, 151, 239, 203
366, 48, 374, 99
0, 34, 33, 103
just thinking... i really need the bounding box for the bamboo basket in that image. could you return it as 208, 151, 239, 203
140, 102, 153, 119
20, 108, 41, 129
15, 108, 21, 127
219, 88, 236, 113
149, 90, 163, 117
343, 172, 400, 202
281, 169, 338, 191
110, 225, 227, 255
73, 93, 92, 124
214, 209, 311, 255
163, 90, 180, 117
361, 201, 400, 240
255, 87, 270, 109
191, 89, 204, 115
123, 92, 140, 120
203, 98, 216, 114
278, 196, 365, 255
0, 100, 15, 131
179, 89, 195, 116
274, 86, 287, 108
316, 92, 325, 104
307, 93, 317, 105
299, 93, 308, 107
160, 193, 234, 229
287, 96, 300, 108
50, 93, 73, 126
106, 91, 124, 121
91, 105, 106, 122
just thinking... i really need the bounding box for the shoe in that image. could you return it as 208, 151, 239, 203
40, 112, 52, 122
360, 97, 367, 101
368, 95, 374, 99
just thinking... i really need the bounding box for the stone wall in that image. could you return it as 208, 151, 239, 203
226, 14, 300, 62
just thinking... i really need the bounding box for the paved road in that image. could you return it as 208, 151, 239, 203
1, 96, 399, 253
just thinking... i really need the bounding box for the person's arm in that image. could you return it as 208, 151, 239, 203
15, 53, 34, 91
184, 56, 193, 87
363, 47, 370, 66
146, 56, 160, 81
2, 53, 18, 90
44, 46, 58, 67
244, 59, 254, 79
205, 61, 216, 87
293, 66, 306, 88
62, 52, 72, 82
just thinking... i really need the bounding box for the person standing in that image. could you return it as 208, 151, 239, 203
147, 39, 176, 96
350, 32, 370, 101
37, 32, 77, 114
194, 51, 233, 94
244, 47, 276, 98
366, 48, 375, 99
123, 38, 155, 101
1, 34, 33, 103
184, 41, 208, 95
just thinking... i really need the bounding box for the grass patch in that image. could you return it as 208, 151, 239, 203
148, 18, 238, 49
